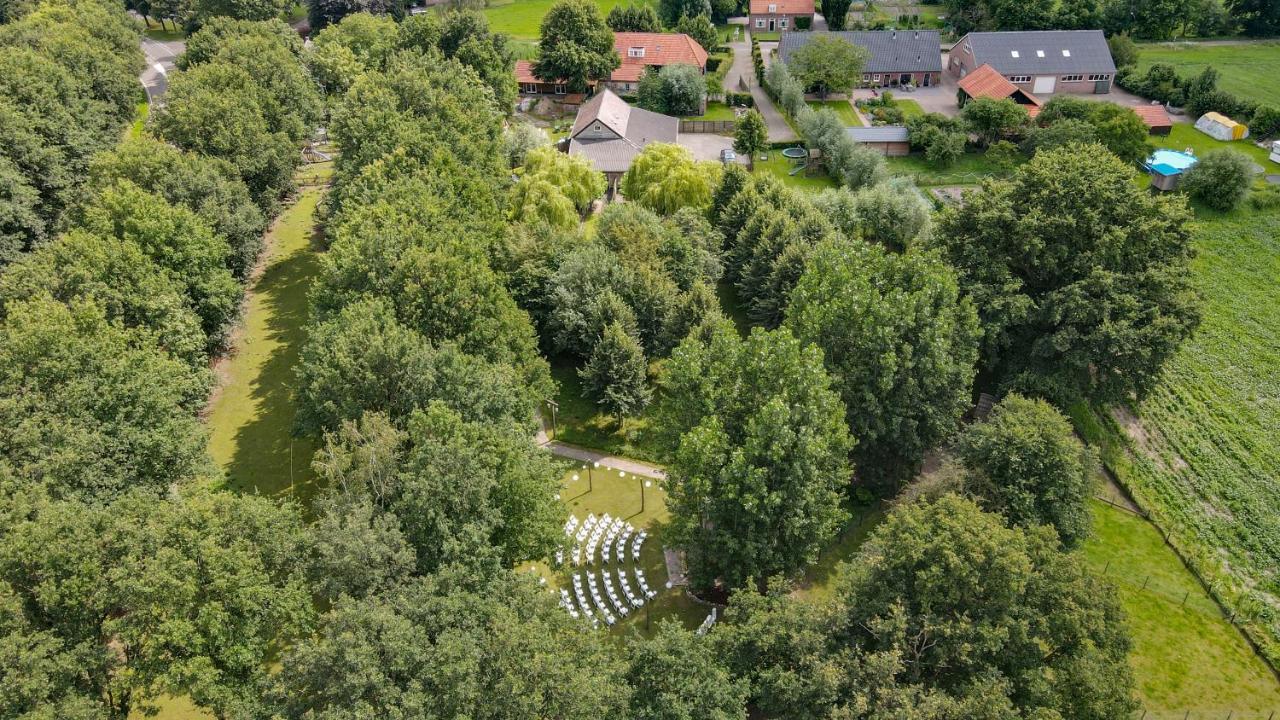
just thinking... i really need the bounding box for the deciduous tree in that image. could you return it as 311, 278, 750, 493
654, 323, 854, 589
786, 35, 868, 97
930, 144, 1201, 402
579, 321, 652, 420
628, 620, 748, 720
622, 143, 720, 215
733, 109, 768, 158
1181, 148, 1255, 211
533, 0, 620, 92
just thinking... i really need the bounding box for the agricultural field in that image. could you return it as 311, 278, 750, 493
484, 0, 656, 39
1074, 201, 1280, 670
1136, 41, 1280, 108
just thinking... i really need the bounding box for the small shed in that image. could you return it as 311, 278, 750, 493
1133, 105, 1173, 136
1195, 112, 1249, 141
847, 126, 911, 156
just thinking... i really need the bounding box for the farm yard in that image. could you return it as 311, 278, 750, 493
1136, 41, 1280, 108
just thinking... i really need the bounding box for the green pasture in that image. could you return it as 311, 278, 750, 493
485, 0, 656, 39
1136, 41, 1280, 108
1084, 501, 1280, 715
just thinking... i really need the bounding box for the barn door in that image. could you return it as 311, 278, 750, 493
1032, 76, 1056, 94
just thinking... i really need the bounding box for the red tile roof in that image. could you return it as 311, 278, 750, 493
1132, 104, 1172, 128
611, 32, 709, 82
958, 63, 1041, 106
515, 59, 537, 84
749, 0, 815, 14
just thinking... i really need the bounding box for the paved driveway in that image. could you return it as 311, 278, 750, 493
140, 35, 185, 103
678, 133, 748, 165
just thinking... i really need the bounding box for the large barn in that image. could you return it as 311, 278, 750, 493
779, 30, 943, 88
948, 30, 1116, 95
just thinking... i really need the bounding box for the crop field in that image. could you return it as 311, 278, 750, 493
484, 0, 656, 39
1075, 204, 1280, 669
1136, 41, 1280, 108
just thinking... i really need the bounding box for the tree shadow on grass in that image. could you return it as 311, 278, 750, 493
222, 208, 323, 511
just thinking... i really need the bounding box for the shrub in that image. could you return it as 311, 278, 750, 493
638, 64, 707, 116
1181, 149, 1255, 211
925, 131, 965, 168
1250, 106, 1280, 138
1250, 184, 1280, 209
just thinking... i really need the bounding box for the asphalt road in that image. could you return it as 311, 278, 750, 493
140, 35, 185, 103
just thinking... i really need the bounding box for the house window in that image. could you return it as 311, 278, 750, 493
1009, 75, 1031, 83
873, 74, 881, 82
1062, 74, 1083, 82
862, 73, 870, 80
554, 83, 567, 94
521, 82, 538, 93
1088, 73, 1111, 81
755, 18, 765, 27
963, 43, 971, 54
779, 17, 787, 27
628, 47, 645, 58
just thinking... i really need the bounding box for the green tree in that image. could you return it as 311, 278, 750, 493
654, 323, 854, 589
1181, 148, 1255, 211
930, 143, 1201, 402
622, 143, 720, 215
189, 0, 288, 23
659, 0, 711, 24
957, 393, 1096, 547
306, 0, 400, 31
0, 297, 210, 502
267, 567, 629, 719
925, 129, 965, 167
1108, 32, 1139, 67
628, 620, 748, 720
178, 17, 302, 69
1227, 0, 1280, 34
308, 491, 417, 601
607, 2, 662, 30
533, 0, 620, 93
834, 495, 1138, 719
733, 109, 768, 158
89, 136, 268, 279
823, 0, 854, 29
960, 96, 1028, 146
580, 321, 652, 420
786, 241, 979, 487
786, 35, 869, 97
1087, 102, 1151, 164
676, 12, 718, 53
306, 12, 400, 94
0, 487, 314, 719
295, 297, 536, 434
509, 174, 580, 229
986, 138, 1022, 175
520, 145, 606, 213
848, 178, 932, 250
638, 63, 707, 116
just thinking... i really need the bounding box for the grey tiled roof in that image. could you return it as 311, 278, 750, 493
959, 30, 1116, 75
847, 126, 909, 142
569, 89, 679, 174
778, 30, 942, 74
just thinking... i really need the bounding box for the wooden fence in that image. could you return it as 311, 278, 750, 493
680, 119, 736, 133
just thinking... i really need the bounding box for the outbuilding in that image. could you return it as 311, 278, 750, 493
949, 30, 1116, 95
779, 30, 943, 88
846, 125, 910, 155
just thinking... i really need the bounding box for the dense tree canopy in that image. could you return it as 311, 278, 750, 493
958, 393, 1096, 547
655, 323, 854, 589
638, 63, 707, 117
628, 620, 748, 720
607, 2, 662, 30
786, 35, 868, 96
713, 495, 1138, 719
622, 143, 721, 215
930, 144, 1200, 402
786, 241, 980, 486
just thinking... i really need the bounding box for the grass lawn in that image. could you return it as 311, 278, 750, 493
750, 30, 781, 41
520, 465, 707, 640
1153, 122, 1275, 167
751, 151, 838, 190
548, 360, 665, 463
1070, 199, 1280, 669
1083, 501, 1280, 714
484, 0, 655, 39
142, 20, 185, 41
683, 101, 738, 121
895, 98, 925, 118
792, 503, 884, 602
1136, 41, 1280, 108
806, 98, 862, 126
206, 168, 330, 508
884, 150, 1009, 185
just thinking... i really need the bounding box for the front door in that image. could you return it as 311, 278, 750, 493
922, 73, 930, 87
768, 18, 775, 30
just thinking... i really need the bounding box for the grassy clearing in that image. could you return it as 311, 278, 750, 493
548, 360, 665, 462
521, 465, 707, 640
206, 171, 329, 508
128, 100, 148, 140
142, 20, 185, 41
806, 98, 862, 126
792, 503, 884, 602
895, 97, 924, 118
1136, 41, 1280, 108
484, 0, 656, 39
1084, 501, 1280, 715
884, 150, 1008, 185
1070, 201, 1280, 669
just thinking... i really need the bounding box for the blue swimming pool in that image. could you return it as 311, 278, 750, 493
1147, 149, 1198, 172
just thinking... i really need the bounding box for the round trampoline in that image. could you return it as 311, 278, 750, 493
781, 147, 807, 159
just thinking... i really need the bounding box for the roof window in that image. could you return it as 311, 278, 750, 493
1010, 50, 1019, 58
1062, 49, 1071, 56
767, 2, 776, 10
628, 47, 645, 57
1036, 50, 1044, 57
